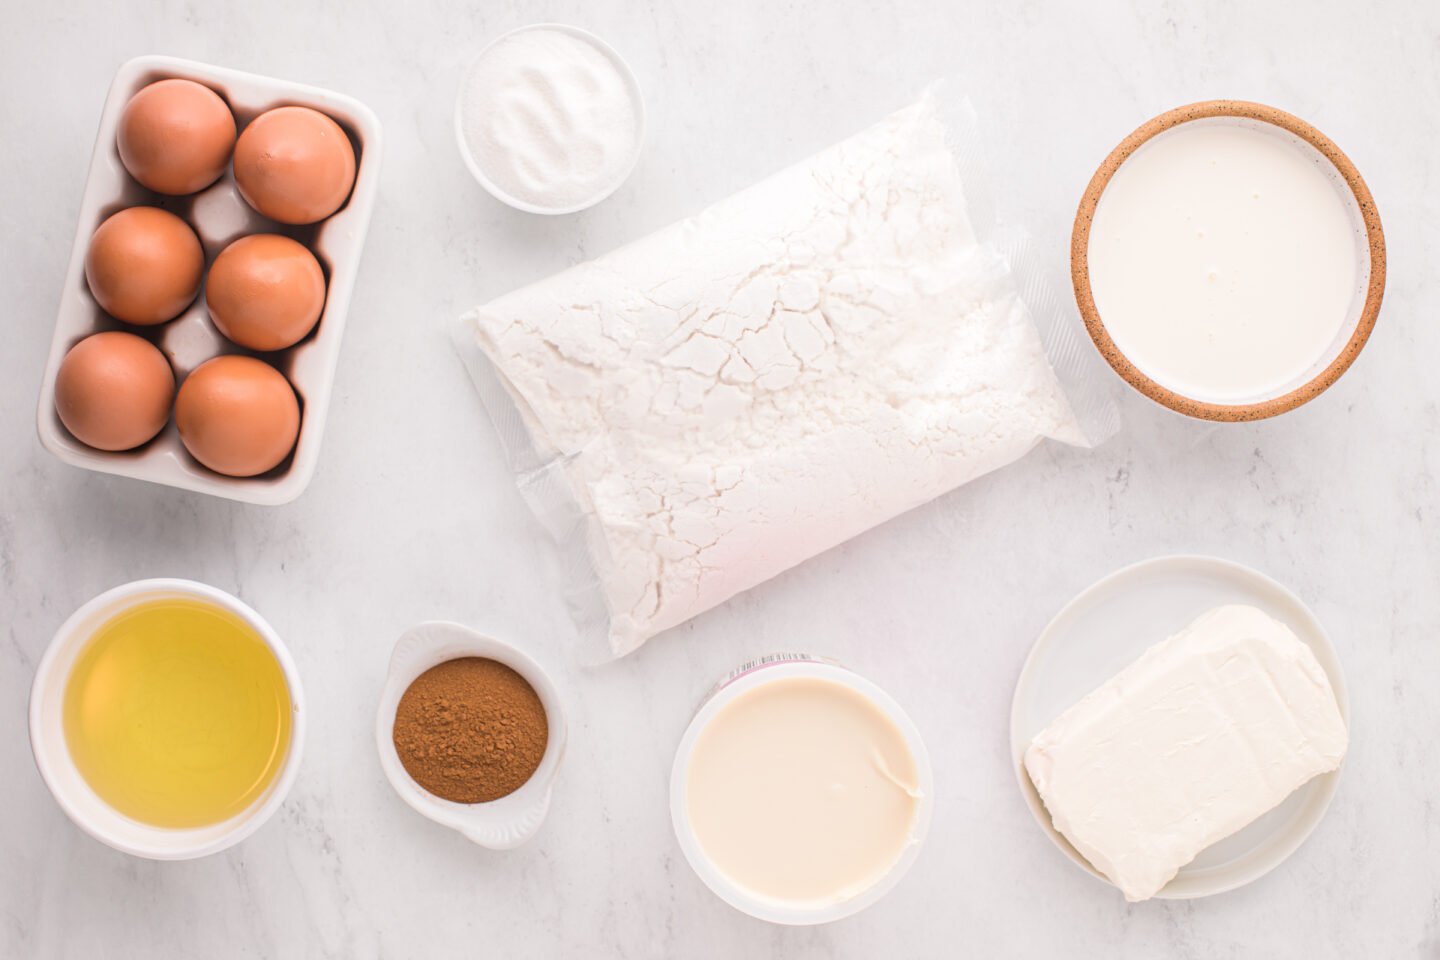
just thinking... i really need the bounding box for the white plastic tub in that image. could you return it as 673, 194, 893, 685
36, 55, 383, 505
670, 655, 934, 925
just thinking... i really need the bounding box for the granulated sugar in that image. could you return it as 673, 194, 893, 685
457, 26, 642, 211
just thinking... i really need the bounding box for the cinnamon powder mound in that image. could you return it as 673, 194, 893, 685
392, 657, 548, 804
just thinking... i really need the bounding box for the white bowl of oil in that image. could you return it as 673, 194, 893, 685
29, 578, 304, 859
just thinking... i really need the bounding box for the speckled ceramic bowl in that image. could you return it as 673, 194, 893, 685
1072, 100, 1385, 422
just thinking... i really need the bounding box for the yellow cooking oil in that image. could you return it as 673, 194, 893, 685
62, 597, 292, 829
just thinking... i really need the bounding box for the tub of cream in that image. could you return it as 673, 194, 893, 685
670, 655, 933, 925
1072, 100, 1385, 421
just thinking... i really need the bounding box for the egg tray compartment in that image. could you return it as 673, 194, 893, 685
37, 55, 382, 505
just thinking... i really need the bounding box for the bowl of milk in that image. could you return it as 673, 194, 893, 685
1072, 100, 1385, 421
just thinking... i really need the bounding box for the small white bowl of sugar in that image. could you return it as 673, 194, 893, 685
455, 23, 646, 215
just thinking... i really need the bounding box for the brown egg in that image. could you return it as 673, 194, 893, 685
206, 235, 326, 351
233, 107, 356, 224
85, 207, 203, 325
175, 356, 300, 477
54, 331, 174, 451
117, 78, 236, 195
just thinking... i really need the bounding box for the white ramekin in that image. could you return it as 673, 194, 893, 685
375, 621, 567, 848
670, 655, 934, 925
28, 578, 305, 860
453, 23, 646, 215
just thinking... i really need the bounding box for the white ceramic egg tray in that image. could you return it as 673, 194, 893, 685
36, 55, 382, 505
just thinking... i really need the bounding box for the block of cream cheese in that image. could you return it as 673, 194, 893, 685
1024, 604, 1348, 902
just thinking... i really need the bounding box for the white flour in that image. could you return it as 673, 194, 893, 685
458, 91, 1089, 657
457, 27, 641, 210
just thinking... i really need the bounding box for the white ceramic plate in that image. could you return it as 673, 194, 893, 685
1009, 554, 1349, 900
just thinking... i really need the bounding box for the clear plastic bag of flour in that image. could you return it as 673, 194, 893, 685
453, 80, 1119, 661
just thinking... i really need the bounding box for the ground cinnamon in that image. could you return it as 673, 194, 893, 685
392, 657, 548, 804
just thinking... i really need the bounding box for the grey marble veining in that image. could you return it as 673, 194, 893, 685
3, 0, 1439, 956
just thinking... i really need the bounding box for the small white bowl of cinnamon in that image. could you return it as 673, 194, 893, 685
374, 621, 566, 848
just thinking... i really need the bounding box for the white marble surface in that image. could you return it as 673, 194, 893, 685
3, 1, 1438, 956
